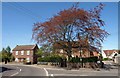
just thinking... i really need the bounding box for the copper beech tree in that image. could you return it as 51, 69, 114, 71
32, 3, 109, 61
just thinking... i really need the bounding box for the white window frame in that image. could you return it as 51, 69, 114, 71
15, 58, 19, 62
27, 50, 30, 55
26, 57, 30, 62
16, 51, 18, 55
60, 49, 64, 53
21, 51, 24, 55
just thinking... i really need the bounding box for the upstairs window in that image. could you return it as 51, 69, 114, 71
21, 51, 24, 55
16, 51, 18, 55
27, 50, 30, 55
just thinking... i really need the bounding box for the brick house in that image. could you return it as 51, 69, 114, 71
12, 44, 39, 64
54, 47, 99, 58
53, 42, 100, 58
103, 50, 118, 59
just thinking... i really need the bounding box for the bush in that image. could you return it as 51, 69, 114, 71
69, 57, 80, 63
49, 55, 62, 62
103, 58, 110, 61
37, 55, 62, 63
69, 56, 98, 63
0, 57, 2, 62
82, 56, 98, 63
37, 56, 50, 62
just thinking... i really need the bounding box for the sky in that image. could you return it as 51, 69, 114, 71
2, 2, 118, 51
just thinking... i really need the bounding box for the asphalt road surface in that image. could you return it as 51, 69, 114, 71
0, 64, 119, 78
1, 64, 46, 77
46, 68, 118, 76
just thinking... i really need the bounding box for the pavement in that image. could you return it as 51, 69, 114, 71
0, 62, 119, 78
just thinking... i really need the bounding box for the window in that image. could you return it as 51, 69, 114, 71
16, 51, 18, 55
60, 49, 63, 53
26, 57, 30, 62
27, 51, 30, 55
21, 51, 24, 55
15, 58, 19, 62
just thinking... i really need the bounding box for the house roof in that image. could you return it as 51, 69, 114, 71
53, 41, 89, 49
53, 41, 100, 53
12, 44, 38, 51
103, 50, 118, 56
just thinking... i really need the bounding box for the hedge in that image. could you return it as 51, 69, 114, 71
69, 56, 98, 63
37, 56, 50, 62
37, 55, 62, 62
38, 56, 98, 63
102, 58, 111, 61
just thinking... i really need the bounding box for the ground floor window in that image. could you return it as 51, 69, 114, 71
26, 57, 30, 62
15, 58, 19, 62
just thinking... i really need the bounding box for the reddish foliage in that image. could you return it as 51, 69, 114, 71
32, 3, 109, 58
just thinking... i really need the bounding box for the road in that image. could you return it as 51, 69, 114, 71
0, 64, 119, 78
1, 64, 47, 77
46, 68, 118, 76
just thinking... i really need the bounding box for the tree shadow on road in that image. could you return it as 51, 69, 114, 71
101, 64, 118, 71
0, 67, 14, 73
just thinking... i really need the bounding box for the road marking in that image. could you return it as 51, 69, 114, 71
79, 75, 88, 76
11, 67, 22, 76
11, 72, 19, 76
52, 74, 88, 76
17, 66, 22, 72
43, 68, 48, 76
50, 74, 54, 76
46, 68, 64, 70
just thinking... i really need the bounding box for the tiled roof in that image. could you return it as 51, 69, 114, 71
103, 50, 118, 56
12, 44, 37, 51
53, 41, 100, 53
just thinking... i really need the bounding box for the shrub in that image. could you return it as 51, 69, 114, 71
37, 56, 50, 62
69, 56, 98, 63
0, 57, 2, 62
82, 57, 98, 63
103, 58, 110, 61
49, 55, 62, 62
37, 55, 62, 63
69, 57, 80, 63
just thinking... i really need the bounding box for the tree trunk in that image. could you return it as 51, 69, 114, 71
67, 41, 72, 69
67, 41, 72, 61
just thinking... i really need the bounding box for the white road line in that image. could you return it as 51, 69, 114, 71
50, 74, 54, 76
11, 72, 19, 76
43, 68, 49, 76
46, 68, 64, 70
79, 75, 88, 76
17, 67, 22, 72
11, 67, 22, 76
52, 74, 88, 76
